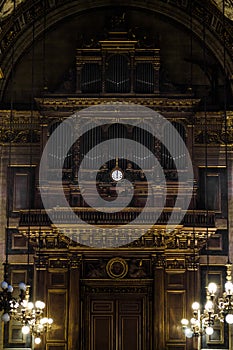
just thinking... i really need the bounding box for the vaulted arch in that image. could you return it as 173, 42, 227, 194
0, 0, 232, 99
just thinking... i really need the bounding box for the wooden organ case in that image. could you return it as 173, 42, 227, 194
18, 24, 216, 350
76, 29, 160, 95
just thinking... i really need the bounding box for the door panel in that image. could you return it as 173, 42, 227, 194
119, 316, 141, 350
91, 315, 114, 350
90, 301, 114, 350
88, 297, 144, 350
118, 300, 142, 350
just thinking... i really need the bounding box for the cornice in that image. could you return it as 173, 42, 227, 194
35, 96, 200, 115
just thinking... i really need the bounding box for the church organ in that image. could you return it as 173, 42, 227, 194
0, 5, 231, 350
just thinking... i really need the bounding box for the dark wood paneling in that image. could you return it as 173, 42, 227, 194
166, 291, 185, 343
87, 297, 145, 350
119, 315, 141, 350
118, 300, 142, 350
90, 300, 114, 350
47, 290, 67, 342
91, 315, 114, 350
49, 272, 67, 288
166, 345, 185, 350
92, 300, 114, 313
167, 273, 185, 288
46, 344, 67, 350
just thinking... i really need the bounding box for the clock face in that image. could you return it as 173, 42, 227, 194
111, 169, 123, 181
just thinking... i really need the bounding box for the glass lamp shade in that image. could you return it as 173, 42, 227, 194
225, 314, 233, 324
225, 281, 233, 295
208, 282, 217, 294
205, 326, 214, 335
190, 317, 198, 325
1, 281, 8, 290
184, 328, 193, 338
181, 318, 189, 326
7, 284, 13, 293
22, 325, 30, 335
40, 317, 48, 325
35, 300, 45, 309
34, 337, 41, 345
21, 299, 28, 308
48, 318, 53, 324
192, 302, 200, 311
18, 282, 27, 291
2, 313, 10, 322
27, 302, 34, 309
205, 300, 214, 312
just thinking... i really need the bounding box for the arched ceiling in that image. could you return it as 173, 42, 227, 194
1, 0, 233, 21
0, 0, 232, 104
212, 0, 233, 20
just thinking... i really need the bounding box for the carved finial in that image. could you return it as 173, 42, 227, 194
110, 13, 126, 31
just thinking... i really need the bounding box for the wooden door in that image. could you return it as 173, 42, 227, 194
86, 297, 145, 350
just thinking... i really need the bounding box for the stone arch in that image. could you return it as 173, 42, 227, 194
0, 0, 232, 98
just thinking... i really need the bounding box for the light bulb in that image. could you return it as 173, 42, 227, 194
205, 326, 214, 335
22, 299, 28, 308
22, 325, 30, 335
37, 324, 44, 331
27, 302, 34, 309
184, 328, 193, 338
208, 282, 217, 294
181, 318, 189, 326
192, 302, 200, 311
35, 300, 45, 309
1, 281, 8, 290
205, 300, 213, 312
19, 282, 27, 291
40, 317, 48, 324
34, 337, 41, 345
48, 318, 53, 324
2, 313, 10, 322
226, 314, 233, 324
190, 317, 198, 325
225, 281, 233, 295
35, 300, 41, 308
7, 284, 13, 293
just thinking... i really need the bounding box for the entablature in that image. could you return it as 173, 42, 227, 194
18, 208, 216, 253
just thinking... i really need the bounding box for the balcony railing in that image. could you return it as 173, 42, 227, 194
19, 208, 215, 227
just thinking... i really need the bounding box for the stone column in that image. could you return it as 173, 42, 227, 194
68, 254, 82, 349
34, 254, 49, 350
152, 254, 165, 349
228, 157, 233, 347
186, 265, 200, 350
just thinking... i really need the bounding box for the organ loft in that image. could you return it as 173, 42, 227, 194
0, 3, 232, 350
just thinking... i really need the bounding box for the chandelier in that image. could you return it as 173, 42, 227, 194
209, 263, 233, 324
0, 280, 26, 322
0, 280, 53, 345
181, 284, 220, 338
11, 285, 53, 345
182, 264, 233, 338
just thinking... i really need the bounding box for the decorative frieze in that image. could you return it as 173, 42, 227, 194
0, 111, 40, 143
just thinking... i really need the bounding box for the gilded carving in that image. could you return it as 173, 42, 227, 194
194, 112, 233, 144
106, 258, 128, 279
213, 0, 233, 21
0, 128, 40, 143
86, 260, 107, 278
152, 254, 199, 270
0, 0, 232, 57
82, 285, 151, 294
36, 97, 200, 113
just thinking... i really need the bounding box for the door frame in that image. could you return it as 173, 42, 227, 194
81, 280, 153, 350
